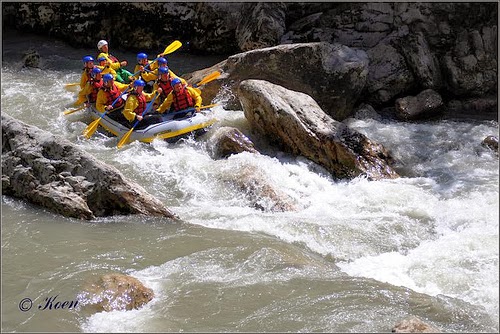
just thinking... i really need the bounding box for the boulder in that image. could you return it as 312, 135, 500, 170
392, 316, 441, 333
22, 49, 40, 68
78, 273, 154, 312
238, 79, 399, 181
222, 164, 297, 212
395, 89, 444, 121
208, 126, 259, 159
184, 42, 369, 121
482, 135, 499, 154
2, 114, 178, 220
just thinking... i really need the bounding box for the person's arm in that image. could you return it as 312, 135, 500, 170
187, 87, 202, 111
115, 81, 130, 92
122, 95, 139, 122
96, 90, 107, 113
156, 92, 173, 113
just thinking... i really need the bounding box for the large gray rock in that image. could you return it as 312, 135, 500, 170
238, 80, 399, 181
185, 42, 369, 121
2, 114, 178, 220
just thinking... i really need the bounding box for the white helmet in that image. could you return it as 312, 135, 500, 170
97, 40, 108, 50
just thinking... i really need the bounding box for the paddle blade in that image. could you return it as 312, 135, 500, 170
117, 128, 134, 149
63, 105, 86, 115
197, 71, 221, 86
82, 118, 101, 139
64, 83, 80, 92
163, 40, 182, 55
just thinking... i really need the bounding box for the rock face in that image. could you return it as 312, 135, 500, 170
238, 80, 399, 181
3, 2, 496, 117
482, 135, 499, 154
392, 316, 441, 333
78, 273, 154, 312
186, 42, 369, 121
2, 114, 178, 220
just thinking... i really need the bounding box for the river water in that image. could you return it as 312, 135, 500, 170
2, 30, 499, 332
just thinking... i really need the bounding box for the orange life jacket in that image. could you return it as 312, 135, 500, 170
172, 86, 194, 111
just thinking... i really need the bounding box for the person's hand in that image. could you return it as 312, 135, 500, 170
84, 102, 90, 108
121, 60, 128, 67
195, 106, 200, 113
136, 115, 143, 121
139, 65, 145, 72
105, 105, 113, 111
157, 87, 163, 95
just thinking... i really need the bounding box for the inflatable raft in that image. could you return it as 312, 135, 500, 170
86, 104, 217, 143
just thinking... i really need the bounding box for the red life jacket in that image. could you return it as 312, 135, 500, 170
129, 91, 147, 116
108, 54, 120, 63
88, 79, 103, 103
172, 86, 194, 111
103, 83, 124, 108
157, 79, 173, 99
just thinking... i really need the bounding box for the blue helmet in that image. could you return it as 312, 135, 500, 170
91, 67, 102, 77
158, 66, 169, 75
157, 57, 168, 65
83, 56, 94, 63
133, 79, 146, 87
102, 73, 114, 82
137, 53, 148, 61
171, 78, 182, 86
97, 56, 107, 62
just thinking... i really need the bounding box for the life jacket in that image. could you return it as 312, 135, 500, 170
157, 79, 173, 99
172, 86, 194, 111
82, 67, 92, 84
103, 83, 124, 108
88, 79, 103, 103
129, 91, 147, 116
108, 53, 120, 63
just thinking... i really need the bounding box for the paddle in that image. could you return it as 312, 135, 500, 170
131, 40, 183, 77
64, 82, 80, 93
63, 105, 86, 115
82, 86, 131, 139
191, 71, 221, 95
117, 92, 160, 148
168, 103, 219, 118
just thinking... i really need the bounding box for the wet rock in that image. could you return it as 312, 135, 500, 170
2, 114, 178, 220
395, 89, 444, 121
392, 316, 441, 333
224, 164, 297, 212
238, 79, 399, 181
482, 135, 499, 154
208, 126, 259, 159
78, 273, 154, 312
22, 49, 40, 68
185, 42, 369, 121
